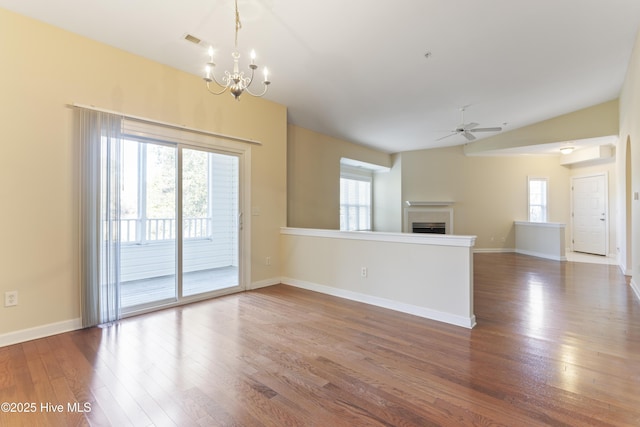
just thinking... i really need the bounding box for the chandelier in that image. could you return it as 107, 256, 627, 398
203, 0, 271, 100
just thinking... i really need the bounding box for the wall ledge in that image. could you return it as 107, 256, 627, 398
514, 221, 566, 229
281, 227, 476, 247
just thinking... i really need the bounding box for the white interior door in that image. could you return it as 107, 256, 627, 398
572, 174, 607, 255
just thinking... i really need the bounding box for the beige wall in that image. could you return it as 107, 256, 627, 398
619, 27, 640, 287
0, 9, 287, 335
287, 124, 391, 229
400, 146, 571, 250
464, 100, 619, 155
373, 153, 402, 232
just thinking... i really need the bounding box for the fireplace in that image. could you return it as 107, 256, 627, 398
412, 222, 446, 234
404, 203, 454, 235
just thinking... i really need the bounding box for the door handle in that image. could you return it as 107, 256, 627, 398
600, 218, 605, 221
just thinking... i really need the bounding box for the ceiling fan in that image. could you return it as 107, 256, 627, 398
437, 107, 502, 142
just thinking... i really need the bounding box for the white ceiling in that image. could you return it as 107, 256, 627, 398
2, 0, 639, 153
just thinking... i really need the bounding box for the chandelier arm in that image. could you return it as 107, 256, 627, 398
244, 82, 269, 97
242, 67, 268, 97
210, 70, 230, 89
245, 67, 255, 88
205, 81, 228, 96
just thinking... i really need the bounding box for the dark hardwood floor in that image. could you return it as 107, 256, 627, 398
1, 253, 639, 426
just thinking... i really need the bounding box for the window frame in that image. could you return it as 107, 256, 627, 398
527, 176, 548, 223
340, 165, 373, 231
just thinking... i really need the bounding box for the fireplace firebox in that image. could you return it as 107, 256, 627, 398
412, 222, 446, 234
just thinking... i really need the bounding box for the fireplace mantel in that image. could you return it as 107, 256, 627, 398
405, 201, 454, 207
404, 205, 454, 234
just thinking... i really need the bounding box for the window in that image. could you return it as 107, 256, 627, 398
528, 177, 548, 222
340, 166, 372, 231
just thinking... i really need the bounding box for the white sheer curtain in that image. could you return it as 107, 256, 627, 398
77, 108, 123, 327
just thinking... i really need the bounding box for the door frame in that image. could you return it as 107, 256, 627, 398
119, 119, 252, 317
570, 172, 609, 256
178, 143, 250, 301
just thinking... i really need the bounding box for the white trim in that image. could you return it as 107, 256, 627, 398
514, 221, 565, 229
405, 201, 454, 207
340, 157, 390, 172
0, 318, 82, 348
515, 249, 567, 261
281, 278, 476, 329
248, 277, 281, 290
71, 103, 262, 146
280, 227, 476, 247
340, 164, 374, 180
474, 248, 515, 254
631, 278, 640, 302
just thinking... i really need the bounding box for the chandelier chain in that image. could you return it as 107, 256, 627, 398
234, 0, 242, 49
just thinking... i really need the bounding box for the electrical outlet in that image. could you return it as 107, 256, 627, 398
361, 267, 368, 278
265, 256, 271, 266
5, 291, 18, 307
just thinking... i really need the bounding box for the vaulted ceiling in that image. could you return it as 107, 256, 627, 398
1, 0, 639, 153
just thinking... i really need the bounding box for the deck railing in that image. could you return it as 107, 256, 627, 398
118, 217, 211, 243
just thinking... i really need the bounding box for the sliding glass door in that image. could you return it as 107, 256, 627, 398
182, 148, 239, 297
117, 139, 241, 314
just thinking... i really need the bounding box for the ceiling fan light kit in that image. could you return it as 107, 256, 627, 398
437, 107, 503, 142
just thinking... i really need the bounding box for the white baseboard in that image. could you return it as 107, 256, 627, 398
474, 248, 515, 254
0, 318, 82, 348
631, 278, 640, 303
281, 277, 476, 329
515, 249, 566, 261
248, 277, 281, 290
620, 265, 633, 276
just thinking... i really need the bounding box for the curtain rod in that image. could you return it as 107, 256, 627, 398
69, 103, 262, 146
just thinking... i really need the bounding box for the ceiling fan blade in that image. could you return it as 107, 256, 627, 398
463, 122, 479, 131
462, 131, 476, 141
470, 127, 503, 133
436, 133, 457, 142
